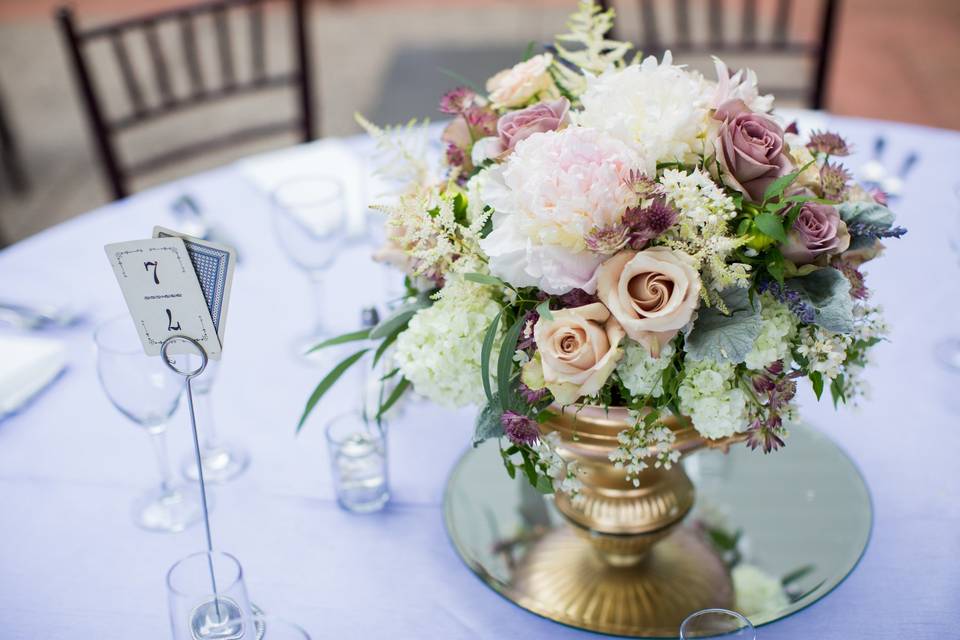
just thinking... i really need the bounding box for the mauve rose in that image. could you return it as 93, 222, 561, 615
497, 99, 570, 152
714, 99, 793, 202
780, 202, 851, 265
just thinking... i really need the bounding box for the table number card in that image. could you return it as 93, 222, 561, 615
104, 237, 223, 359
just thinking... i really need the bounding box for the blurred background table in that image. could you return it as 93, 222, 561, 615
0, 110, 958, 639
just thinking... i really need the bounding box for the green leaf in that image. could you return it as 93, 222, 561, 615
464, 272, 508, 287
785, 268, 854, 333
304, 328, 370, 354
535, 299, 554, 321
520, 449, 538, 486
522, 40, 537, 61
830, 374, 846, 408
369, 298, 430, 340
372, 329, 400, 368
473, 397, 504, 446
685, 288, 763, 364
762, 169, 801, 203
376, 377, 411, 419
497, 316, 525, 411
379, 367, 400, 381
480, 309, 503, 404
535, 475, 555, 494
810, 371, 824, 400
754, 211, 788, 243
297, 349, 370, 433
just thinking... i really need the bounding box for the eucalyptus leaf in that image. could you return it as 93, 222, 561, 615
685, 288, 762, 364
297, 348, 370, 433
369, 298, 430, 340
785, 268, 854, 334
304, 329, 370, 354
480, 309, 503, 404
376, 377, 411, 419
464, 272, 508, 287
497, 316, 525, 411
473, 398, 504, 446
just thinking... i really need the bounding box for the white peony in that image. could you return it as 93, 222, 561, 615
678, 358, 748, 439
577, 51, 712, 175
744, 297, 798, 370
480, 127, 642, 294
393, 275, 502, 408
710, 57, 774, 113
732, 564, 790, 617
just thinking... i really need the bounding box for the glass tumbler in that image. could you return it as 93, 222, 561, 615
680, 608, 756, 639
167, 551, 254, 640
325, 412, 389, 513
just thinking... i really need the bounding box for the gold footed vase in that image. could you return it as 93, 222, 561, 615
513, 406, 745, 636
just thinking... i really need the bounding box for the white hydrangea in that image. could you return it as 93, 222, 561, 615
393, 275, 502, 408
577, 51, 711, 175
732, 564, 789, 617
797, 326, 850, 380
678, 359, 748, 439
617, 339, 675, 398
744, 297, 799, 370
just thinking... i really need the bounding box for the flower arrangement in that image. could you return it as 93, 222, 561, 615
300, 2, 904, 495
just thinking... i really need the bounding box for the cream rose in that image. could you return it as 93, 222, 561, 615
534, 302, 625, 405
486, 53, 556, 110
596, 248, 701, 356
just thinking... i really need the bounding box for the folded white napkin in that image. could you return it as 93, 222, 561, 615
0, 335, 67, 418
236, 139, 370, 238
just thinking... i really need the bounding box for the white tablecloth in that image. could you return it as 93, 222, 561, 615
1, 113, 958, 639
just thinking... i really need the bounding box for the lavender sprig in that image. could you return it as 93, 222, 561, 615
757, 279, 816, 324
846, 221, 908, 240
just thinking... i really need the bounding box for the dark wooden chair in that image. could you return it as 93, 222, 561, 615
596, 0, 840, 109
0, 79, 29, 195
56, 0, 315, 200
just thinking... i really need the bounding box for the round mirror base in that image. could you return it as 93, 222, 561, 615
444, 424, 872, 638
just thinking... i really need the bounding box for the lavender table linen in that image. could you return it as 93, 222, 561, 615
0, 113, 958, 639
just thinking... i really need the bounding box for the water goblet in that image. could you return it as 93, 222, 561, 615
167, 551, 254, 640
325, 412, 389, 513
680, 608, 755, 639
271, 176, 348, 360
178, 357, 250, 484
95, 315, 202, 533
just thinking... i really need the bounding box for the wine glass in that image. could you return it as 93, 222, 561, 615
178, 357, 250, 484
271, 176, 348, 360
167, 551, 254, 640
680, 608, 755, 639
935, 182, 960, 372
94, 315, 202, 532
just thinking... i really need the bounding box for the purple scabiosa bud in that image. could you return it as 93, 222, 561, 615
464, 106, 498, 137
585, 223, 630, 254
501, 411, 539, 446
625, 170, 662, 200
833, 260, 869, 300
639, 199, 679, 235
518, 383, 548, 404
765, 360, 785, 376
753, 374, 776, 394
556, 288, 599, 309
746, 420, 786, 454
806, 130, 851, 156
439, 87, 479, 115
819, 162, 852, 201
446, 143, 465, 167
785, 120, 800, 135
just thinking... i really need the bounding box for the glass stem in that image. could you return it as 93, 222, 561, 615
195, 391, 218, 451
307, 270, 327, 335
149, 427, 175, 496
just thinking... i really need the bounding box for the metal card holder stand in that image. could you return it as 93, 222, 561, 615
162, 336, 263, 640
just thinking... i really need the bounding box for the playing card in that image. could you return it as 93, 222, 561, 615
152, 226, 236, 347
104, 238, 222, 359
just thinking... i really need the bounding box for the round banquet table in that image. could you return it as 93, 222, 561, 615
0, 112, 958, 640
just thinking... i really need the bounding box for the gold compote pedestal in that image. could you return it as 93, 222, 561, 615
515, 406, 743, 635
443, 406, 872, 638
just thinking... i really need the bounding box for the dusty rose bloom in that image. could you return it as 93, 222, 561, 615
713, 99, 793, 202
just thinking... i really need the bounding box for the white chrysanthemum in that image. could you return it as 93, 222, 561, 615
393, 276, 502, 408
744, 297, 799, 370
710, 57, 774, 113
678, 359, 748, 439
732, 564, 789, 617
480, 127, 642, 294
577, 51, 711, 174
617, 339, 675, 398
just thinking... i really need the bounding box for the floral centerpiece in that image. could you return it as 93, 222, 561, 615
300, 1, 905, 497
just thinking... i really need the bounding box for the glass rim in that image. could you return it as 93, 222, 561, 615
680, 608, 754, 639
94, 314, 144, 355
165, 550, 244, 598
324, 411, 382, 445
270, 175, 345, 208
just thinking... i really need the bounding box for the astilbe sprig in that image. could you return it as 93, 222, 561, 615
550, 0, 632, 98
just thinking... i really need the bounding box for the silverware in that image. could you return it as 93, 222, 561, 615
0, 300, 84, 330
860, 135, 887, 186
881, 151, 919, 200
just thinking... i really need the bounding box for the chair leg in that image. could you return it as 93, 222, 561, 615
0, 89, 29, 194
